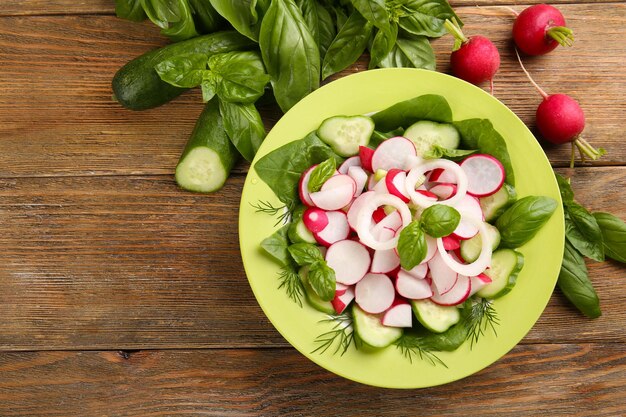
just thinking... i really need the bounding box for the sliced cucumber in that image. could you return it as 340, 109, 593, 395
403, 120, 460, 155
288, 218, 316, 244
317, 115, 375, 157
479, 183, 517, 222
411, 299, 460, 333
352, 304, 403, 348
460, 223, 501, 263
299, 267, 335, 314
477, 249, 524, 299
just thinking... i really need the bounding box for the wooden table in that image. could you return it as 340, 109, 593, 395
0, 1, 624, 415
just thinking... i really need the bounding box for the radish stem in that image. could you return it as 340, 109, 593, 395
514, 48, 548, 99
502, 6, 519, 16
547, 26, 574, 47
570, 142, 576, 169
444, 18, 467, 51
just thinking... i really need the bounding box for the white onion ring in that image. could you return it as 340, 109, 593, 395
405, 159, 468, 208
355, 193, 412, 250
436, 216, 492, 277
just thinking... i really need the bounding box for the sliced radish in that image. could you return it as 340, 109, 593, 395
371, 226, 396, 243
326, 240, 371, 285
429, 168, 458, 184
302, 208, 328, 233
428, 251, 458, 295
310, 174, 356, 211
371, 247, 401, 274
442, 235, 461, 251
298, 165, 316, 206
451, 194, 483, 240
314, 210, 350, 247
347, 191, 375, 230
359, 146, 374, 172
422, 235, 438, 264
396, 270, 433, 300
367, 174, 377, 191
382, 300, 413, 327
372, 207, 386, 223
469, 273, 492, 296
347, 166, 368, 197
338, 156, 361, 174
371, 210, 402, 236
405, 159, 468, 208
429, 183, 457, 200
335, 282, 349, 296
373, 176, 389, 194
355, 193, 412, 250
460, 154, 505, 197
355, 273, 395, 314
431, 274, 471, 306
402, 263, 428, 280
385, 169, 410, 202
331, 286, 355, 314
416, 189, 438, 202
436, 216, 493, 277
371, 137, 417, 172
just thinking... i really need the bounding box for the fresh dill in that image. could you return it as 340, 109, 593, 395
311, 312, 358, 356
277, 265, 304, 308
464, 297, 500, 348
250, 200, 291, 226
394, 334, 447, 367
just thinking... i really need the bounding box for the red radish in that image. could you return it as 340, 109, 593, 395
371, 247, 401, 274
382, 300, 413, 327
373, 176, 389, 194
405, 160, 468, 208
428, 252, 458, 295
298, 165, 316, 206
512, 4, 573, 56
459, 154, 505, 197
416, 189, 438, 202
338, 156, 361, 174
355, 273, 395, 314
372, 207, 386, 223
359, 146, 374, 172
371, 136, 417, 172
429, 183, 457, 200
469, 273, 492, 296
347, 166, 368, 197
515, 49, 605, 167
428, 168, 457, 184
347, 191, 375, 230
310, 174, 356, 211
422, 235, 438, 264
442, 235, 461, 251
371, 226, 396, 245
385, 169, 410, 202
354, 193, 412, 251
326, 240, 371, 285
314, 210, 350, 247
335, 282, 349, 296
445, 19, 500, 92
371, 210, 402, 235
451, 194, 483, 240
402, 263, 428, 280
302, 207, 328, 233
431, 274, 471, 306
396, 270, 433, 300
331, 286, 355, 314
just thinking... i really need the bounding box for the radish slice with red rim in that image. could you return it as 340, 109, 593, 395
402, 263, 428, 279
396, 270, 433, 299
331, 286, 355, 314
451, 194, 483, 240
347, 166, 368, 197
460, 154, 505, 197
314, 210, 350, 247
302, 208, 328, 233
382, 301, 413, 327
469, 273, 492, 296
429, 183, 457, 200
355, 273, 395, 314
338, 156, 361, 175
371, 246, 401, 274
431, 274, 471, 306
347, 191, 375, 230
298, 165, 316, 206
326, 240, 371, 285
385, 169, 410, 202
405, 160, 468, 208
355, 193, 412, 250
428, 251, 458, 295
359, 146, 374, 172
436, 215, 492, 277
371, 136, 417, 172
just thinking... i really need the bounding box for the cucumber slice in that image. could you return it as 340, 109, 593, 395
411, 299, 460, 333
288, 219, 316, 244
352, 304, 403, 348
477, 249, 524, 299
317, 115, 375, 157
299, 267, 335, 314
403, 120, 460, 155
460, 223, 501, 262
479, 183, 517, 222
175, 99, 237, 193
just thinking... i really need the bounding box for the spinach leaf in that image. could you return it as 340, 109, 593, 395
322, 10, 373, 80
154, 53, 207, 88
209, 51, 270, 103
370, 128, 405, 147
420, 205, 460, 238
371, 94, 453, 131
369, 24, 398, 69
188, 0, 225, 33
261, 224, 292, 266
496, 196, 557, 248
413, 321, 469, 351
397, 0, 460, 38
209, 0, 261, 40
260, 0, 320, 112
557, 240, 601, 318
307, 157, 337, 192
219, 100, 266, 162
255, 132, 341, 208
555, 172, 575, 203
308, 261, 336, 301
142, 0, 199, 41
297, 0, 337, 59
350, 0, 390, 35
288, 243, 324, 266
378, 35, 435, 70
115, 0, 146, 21
397, 221, 428, 270
593, 212, 626, 263
454, 118, 515, 186
565, 203, 604, 262
423, 145, 475, 160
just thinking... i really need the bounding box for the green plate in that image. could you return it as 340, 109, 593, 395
239, 68, 564, 389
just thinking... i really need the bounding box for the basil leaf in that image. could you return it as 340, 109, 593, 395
260, 0, 320, 112
308, 261, 336, 301
378, 35, 435, 70
350, 0, 390, 34
369, 24, 398, 70
255, 132, 341, 207
219, 100, 266, 162
208, 51, 270, 103
322, 10, 373, 80
115, 0, 147, 21
423, 145, 476, 160
143, 0, 199, 41
398, 221, 428, 270
397, 0, 460, 38
371, 94, 453, 131
261, 224, 292, 266
557, 240, 601, 318
593, 212, 626, 263
420, 205, 461, 238
332, 5, 349, 30
297, 0, 337, 59
554, 172, 574, 203
209, 0, 261, 40
496, 196, 557, 248
565, 202, 604, 262
201, 72, 219, 102
188, 0, 225, 33
154, 53, 207, 88
288, 243, 325, 266
307, 157, 337, 193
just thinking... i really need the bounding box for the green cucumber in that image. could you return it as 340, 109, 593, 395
411, 299, 460, 333
299, 267, 335, 314
175, 98, 237, 193
288, 219, 316, 244
477, 249, 525, 299
352, 304, 403, 348
479, 183, 517, 222
112, 31, 255, 110
403, 120, 460, 155
460, 223, 501, 262
317, 115, 374, 157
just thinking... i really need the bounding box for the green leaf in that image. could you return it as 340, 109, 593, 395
308, 261, 336, 301
350, 0, 390, 34
297, 0, 337, 59
142, 0, 199, 41
557, 240, 601, 318
378, 35, 435, 70
564, 203, 604, 262
554, 172, 574, 203
154, 53, 207, 88
369, 24, 398, 69
496, 196, 557, 248
322, 10, 373, 80
260, 224, 292, 266
288, 243, 325, 266
187, 0, 225, 33
398, 221, 428, 270
219, 100, 266, 162
397, 0, 460, 38
307, 157, 337, 193
115, 0, 147, 21
208, 51, 270, 103
200, 72, 219, 102
593, 212, 626, 263
371, 94, 453, 131
260, 0, 320, 112
208, 0, 261, 40
423, 145, 476, 160
419, 205, 461, 238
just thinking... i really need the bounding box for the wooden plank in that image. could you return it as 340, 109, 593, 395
0, 168, 623, 350
0, 5, 624, 178
0, 345, 624, 416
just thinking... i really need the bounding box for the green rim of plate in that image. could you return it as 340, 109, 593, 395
239, 68, 564, 389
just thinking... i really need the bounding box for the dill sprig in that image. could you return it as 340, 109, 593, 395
250, 200, 291, 226
464, 297, 500, 349
311, 312, 358, 356
394, 333, 447, 367
277, 265, 304, 308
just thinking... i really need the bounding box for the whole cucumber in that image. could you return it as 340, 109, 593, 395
112, 31, 255, 110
